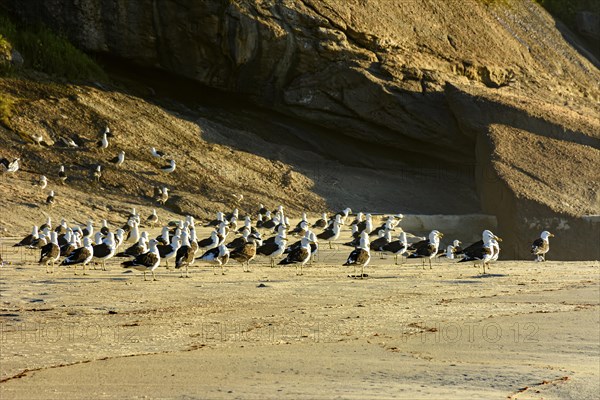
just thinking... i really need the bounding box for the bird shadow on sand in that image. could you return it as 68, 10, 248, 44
470, 273, 507, 278
442, 280, 483, 284
138, 171, 159, 176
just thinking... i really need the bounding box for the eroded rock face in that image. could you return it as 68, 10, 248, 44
7, 0, 600, 258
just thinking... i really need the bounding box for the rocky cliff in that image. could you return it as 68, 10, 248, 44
5, 0, 599, 259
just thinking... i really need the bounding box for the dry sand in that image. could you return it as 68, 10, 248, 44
0, 223, 598, 399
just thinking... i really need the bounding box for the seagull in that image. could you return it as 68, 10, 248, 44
58, 165, 67, 184
312, 212, 328, 229
369, 228, 394, 258
335, 207, 352, 225
33, 175, 48, 191
438, 240, 462, 260
257, 234, 288, 267
93, 165, 102, 182
45, 190, 55, 207
381, 231, 408, 265
156, 226, 171, 245
122, 239, 161, 281
81, 219, 94, 238
97, 131, 109, 151
230, 237, 257, 272
232, 193, 244, 205
226, 228, 250, 249
39, 231, 60, 273
407, 230, 443, 269
157, 233, 180, 269
174, 231, 195, 278
317, 214, 342, 249
278, 236, 313, 275
92, 232, 116, 270
197, 243, 230, 275
100, 219, 110, 236
344, 231, 371, 279
109, 150, 125, 167
30, 132, 43, 145
458, 230, 502, 274
60, 232, 78, 257
156, 187, 169, 205
531, 231, 554, 262
145, 209, 159, 227
160, 159, 176, 173
150, 147, 166, 158
60, 136, 79, 148
116, 235, 148, 258
40, 217, 52, 233
38, 216, 51, 232
60, 237, 94, 275
0, 157, 20, 173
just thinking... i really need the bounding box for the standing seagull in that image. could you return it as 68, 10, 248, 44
175, 231, 195, 278
60, 237, 94, 275
381, 231, 408, 265
279, 236, 313, 276
407, 230, 443, 269
344, 231, 371, 279
122, 239, 161, 281
109, 150, 125, 167
230, 238, 257, 272
312, 212, 328, 229
531, 231, 554, 262
93, 232, 116, 270
156, 187, 169, 205
97, 131, 109, 151
33, 175, 47, 191
39, 231, 60, 273
93, 165, 102, 182
145, 209, 159, 228
317, 214, 342, 249
45, 190, 55, 208
160, 159, 176, 173
14, 225, 39, 247
459, 230, 501, 274
150, 147, 166, 158
197, 243, 230, 275
257, 234, 288, 267
58, 165, 67, 185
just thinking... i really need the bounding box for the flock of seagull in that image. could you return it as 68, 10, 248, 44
2, 125, 177, 207
5, 205, 555, 280
2, 125, 555, 279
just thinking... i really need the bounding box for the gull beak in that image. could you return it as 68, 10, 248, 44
550, 233, 555, 237
438, 232, 444, 237
495, 236, 503, 242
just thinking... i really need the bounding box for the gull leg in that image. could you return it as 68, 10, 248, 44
152, 270, 158, 281
429, 258, 432, 269
144, 271, 147, 281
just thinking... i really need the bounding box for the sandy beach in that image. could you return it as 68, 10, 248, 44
0, 226, 598, 399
